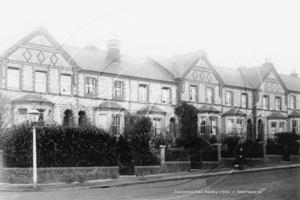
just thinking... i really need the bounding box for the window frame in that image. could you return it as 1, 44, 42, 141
7, 67, 20, 89
270, 122, 277, 138
114, 81, 124, 99
241, 93, 247, 108
290, 95, 296, 109
225, 91, 233, 106
199, 117, 207, 134
153, 117, 162, 135
35, 71, 47, 93
263, 95, 269, 110
60, 74, 72, 95
209, 116, 217, 135
227, 118, 234, 135
206, 87, 214, 104
275, 97, 281, 111
111, 114, 121, 136
139, 84, 148, 102
162, 87, 170, 104
190, 85, 197, 102
86, 77, 96, 96
236, 119, 244, 134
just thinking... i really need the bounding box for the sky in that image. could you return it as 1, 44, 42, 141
0, 0, 299, 75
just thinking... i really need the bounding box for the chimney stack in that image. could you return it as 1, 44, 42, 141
107, 38, 121, 62
290, 68, 298, 78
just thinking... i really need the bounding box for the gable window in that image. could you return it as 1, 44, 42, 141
190, 86, 197, 102
86, 78, 96, 95
162, 87, 170, 104
200, 117, 207, 134
241, 94, 247, 108
35, 71, 47, 92
209, 117, 217, 135
225, 91, 233, 106
206, 88, 213, 103
61, 74, 71, 95
270, 122, 277, 138
153, 118, 162, 135
227, 119, 234, 135
275, 97, 281, 111
290, 96, 296, 109
112, 115, 121, 136
7, 68, 20, 89
263, 96, 269, 110
292, 120, 298, 134
139, 84, 148, 101
237, 119, 244, 134
114, 81, 123, 98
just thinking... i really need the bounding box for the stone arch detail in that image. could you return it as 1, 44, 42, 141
60, 104, 76, 125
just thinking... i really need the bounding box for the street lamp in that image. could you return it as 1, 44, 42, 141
28, 108, 39, 188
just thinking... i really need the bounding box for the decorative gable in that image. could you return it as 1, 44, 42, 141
185, 69, 219, 83
261, 72, 284, 93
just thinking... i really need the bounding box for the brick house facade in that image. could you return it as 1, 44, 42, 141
1, 26, 299, 140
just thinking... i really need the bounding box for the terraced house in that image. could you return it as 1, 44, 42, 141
0, 26, 299, 140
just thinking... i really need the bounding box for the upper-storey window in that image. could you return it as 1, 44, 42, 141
206, 87, 213, 103
190, 86, 197, 102
225, 91, 233, 106
263, 95, 269, 110
7, 67, 20, 89
290, 95, 296, 109
139, 84, 148, 101
35, 71, 47, 92
61, 74, 71, 95
114, 81, 123, 99
162, 87, 170, 104
86, 78, 96, 95
275, 97, 281, 111
241, 93, 247, 108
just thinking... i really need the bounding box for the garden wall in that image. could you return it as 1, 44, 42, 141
290, 155, 299, 163
1, 166, 119, 184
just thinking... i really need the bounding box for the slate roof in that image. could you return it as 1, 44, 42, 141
98, 101, 124, 110
239, 64, 273, 88
137, 105, 166, 114
62, 46, 175, 82
223, 108, 247, 117
13, 94, 52, 104
288, 110, 300, 118
267, 112, 288, 119
279, 74, 300, 93
198, 105, 221, 114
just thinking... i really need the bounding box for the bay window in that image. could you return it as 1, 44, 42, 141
153, 118, 162, 135
200, 117, 207, 134
112, 115, 121, 135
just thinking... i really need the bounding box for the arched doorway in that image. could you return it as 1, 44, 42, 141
247, 119, 253, 139
63, 109, 74, 126
257, 119, 264, 140
78, 111, 88, 127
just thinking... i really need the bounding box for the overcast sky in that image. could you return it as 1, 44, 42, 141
0, 0, 299, 76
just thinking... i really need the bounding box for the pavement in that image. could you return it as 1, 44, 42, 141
1, 163, 299, 192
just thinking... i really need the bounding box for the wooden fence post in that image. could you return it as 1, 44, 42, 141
259, 141, 267, 165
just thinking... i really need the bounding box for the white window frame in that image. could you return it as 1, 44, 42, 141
162, 87, 170, 104
112, 114, 121, 136
153, 118, 162, 135
290, 95, 296, 109
241, 94, 247, 108
263, 96, 269, 110
279, 122, 285, 132
139, 84, 148, 101
275, 97, 281, 111
292, 120, 298, 134
200, 117, 207, 134
35, 71, 47, 93
114, 81, 123, 98
225, 91, 232, 106
236, 119, 244, 135
61, 74, 71, 95
86, 77, 96, 95
227, 119, 234, 135
209, 116, 217, 135
206, 87, 213, 104
7, 67, 20, 89
190, 86, 197, 102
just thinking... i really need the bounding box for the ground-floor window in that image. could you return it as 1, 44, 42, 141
209, 117, 217, 135
292, 120, 298, 134
270, 122, 277, 138
99, 114, 108, 130
236, 119, 244, 134
200, 117, 207, 134
153, 118, 162, 135
63, 109, 74, 126
112, 115, 121, 136
279, 122, 285, 132
227, 119, 234, 135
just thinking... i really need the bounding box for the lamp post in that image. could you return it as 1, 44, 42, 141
28, 108, 39, 188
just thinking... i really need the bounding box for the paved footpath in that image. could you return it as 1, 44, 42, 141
1, 163, 299, 192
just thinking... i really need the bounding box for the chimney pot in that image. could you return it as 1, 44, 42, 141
290, 68, 298, 77
107, 39, 121, 62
